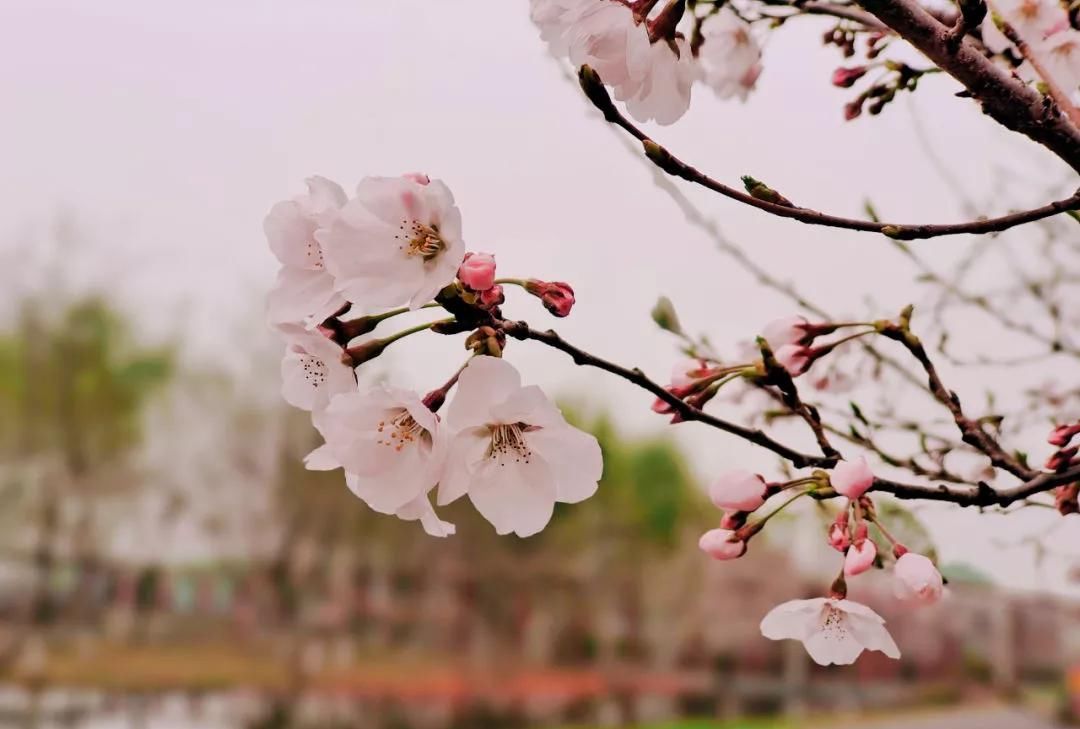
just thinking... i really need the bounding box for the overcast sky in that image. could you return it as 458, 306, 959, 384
2, 0, 1079, 592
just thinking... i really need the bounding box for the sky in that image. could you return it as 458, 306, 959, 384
1, 0, 1079, 591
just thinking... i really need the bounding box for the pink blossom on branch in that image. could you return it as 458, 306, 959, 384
458, 252, 497, 291
844, 539, 877, 576
760, 598, 901, 666
317, 174, 466, 310
697, 7, 763, 102
893, 551, 944, 605
830, 457, 875, 499
264, 176, 349, 327
525, 279, 576, 317
439, 356, 602, 537
709, 469, 769, 512
698, 528, 747, 560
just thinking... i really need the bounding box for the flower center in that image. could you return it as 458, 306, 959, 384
299, 354, 328, 389
817, 605, 852, 643
376, 409, 430, 452
1018, 0, 1040, 19
306, 236, 325, 269
396, 220, 446, 261
487, 422, 536, 466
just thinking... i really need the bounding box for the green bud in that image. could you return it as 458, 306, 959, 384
650, 296, 684, 335
741, 175, 794, 207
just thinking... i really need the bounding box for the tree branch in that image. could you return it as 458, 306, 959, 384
855, 0, 1080, 172
499, 320, 836, 469
578, 66, 1080, 240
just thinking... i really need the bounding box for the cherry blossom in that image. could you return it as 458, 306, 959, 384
373, 487, 456, 539
265, 177, 348, 327
996, 0, 1067, 39
458, 252, 497, 292
697, 7, 764, 102
760, 598, 901, 666
439, 356, 603, 537
618, 36, 698, 125
709, 469, 769, 512
1037, 30, 1080, 93
893, 551, 944, 605
530, 0, 592, 53
318, 175, 466, 310
774, 343, 811, 376
306, 385, 446, 516
278, 324, 355, 412
670, 357, 708, 388
830, 456, 874, 499
565, 1, 652, 92
844, 539, 877, 576
762, 315, 810, 348
525, 279, 576, 317
699, 528, 747, 560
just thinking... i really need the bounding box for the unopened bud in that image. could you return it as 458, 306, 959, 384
525, 279, 575, 318
345, 338, 388, 366
832, 65, 868, 88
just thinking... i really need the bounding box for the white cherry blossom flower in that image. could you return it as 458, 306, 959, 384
566, 1, 652, 90
996, 0, 1067, 39
1037, 29, 1080, 93
530, 0, 593, 53
697, 8, 764, 102
760, 597, 901, 666
619, 36, 698, 125
265, 177, 349, 327
317, 175, 465, 310
305, 385, 447, 517
278, 324, 355, 412
439, 356, 603, 537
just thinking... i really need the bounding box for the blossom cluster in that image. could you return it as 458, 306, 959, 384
982, 0, 1080, 96
651, 313, 946, 665
531, 0, 764, 125
266, 175, 602, 538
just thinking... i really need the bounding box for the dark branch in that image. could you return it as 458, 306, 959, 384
500, 320, 836, 469
578, 66, 1080, 240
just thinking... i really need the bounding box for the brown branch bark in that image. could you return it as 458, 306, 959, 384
855, 0, 1080, 172
578, 67, 1080, 240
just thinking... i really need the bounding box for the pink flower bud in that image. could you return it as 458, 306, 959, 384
844, 539, 877, 576
844, 98, 864, 121
893, 552, 943, 605
479, 284, 505, 308
774, 344, 811, 376
828, 522, 851, 553
830, 457, 874, 499
709, 469, 768, 512
1046, 446, 1078, 472
698, 529, 746, 560
1049, 422, 1080, 447
671, 358, 709, 388
652, 384, 692, 415
832, 66, 868, 88
525, 279, 575, 317
762, 316, 810, 348
458, 252, 497, 292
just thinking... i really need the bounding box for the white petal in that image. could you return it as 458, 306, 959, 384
305, 175, 347, 211
759, 599, 824, 641
848, 614, 901, 659
395, 493, 456, 538
347, 448, 436, 515
265, 200, 318, 269
445, 356, 523, 430
438, 427, 489, 506
468, 453, 558, 537
835, 599, 887, 624
266, 267, 346, 327
491, 385, 565, 428
526, 423, 602, 504
304, 444, 340, 471
802, 620, 865, 666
